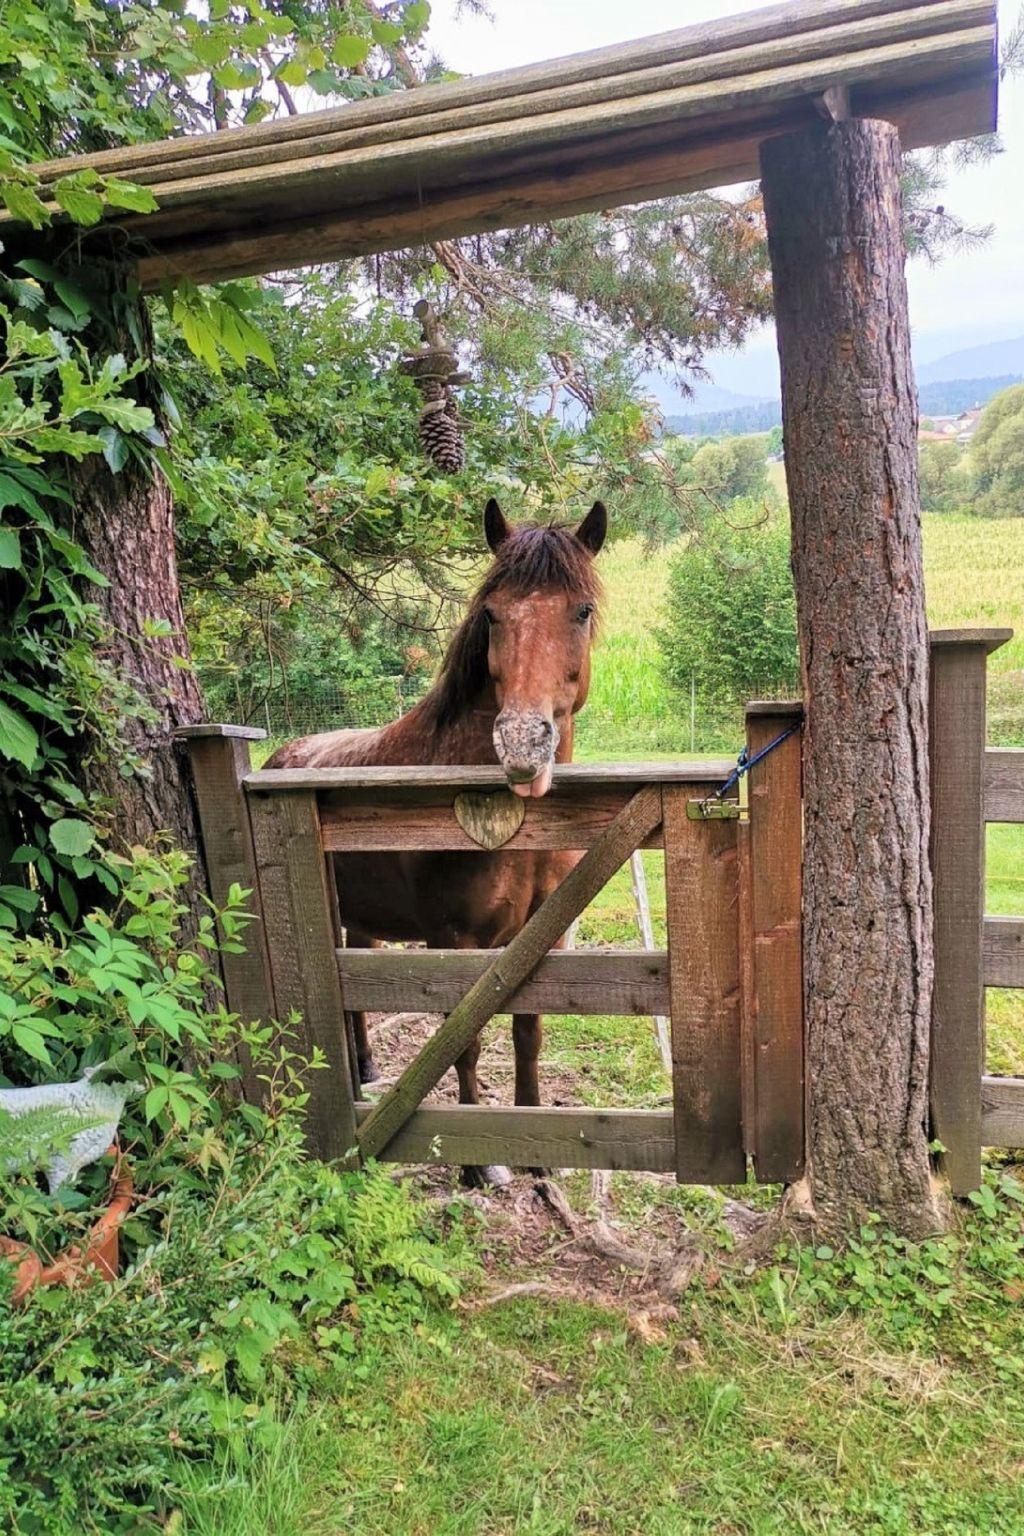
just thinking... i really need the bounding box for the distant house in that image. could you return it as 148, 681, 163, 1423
917, 406, 984, 445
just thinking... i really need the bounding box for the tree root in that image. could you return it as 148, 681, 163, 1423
534, 1175, 704, 1300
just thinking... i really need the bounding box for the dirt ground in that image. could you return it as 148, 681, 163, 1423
360, 1009, 772, 1333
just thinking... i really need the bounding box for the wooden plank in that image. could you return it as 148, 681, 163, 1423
984, 917, 1024, 989
27, 0, 990, 184
28, 4, 990, 195
356, 786, 663, 1160
246, 789, 357, 1161
317, 784, 663, 852
981, 1076, 1024, 1148
338, 946, 670, 1016
984, 750, 1024, 823
736, 817, 758, 1159
746, 706, 805, 1183
353, 1103, 677, 1173
57, 30, 994, 237
663, 786, 745, 1184
175, 725, 272, 1104
128, 65, 993, 289
246, 760, 734, 792
629, 850, 672, 1075
929, 639, 988, 1194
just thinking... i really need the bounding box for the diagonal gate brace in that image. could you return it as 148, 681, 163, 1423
356, 784, 663, 1160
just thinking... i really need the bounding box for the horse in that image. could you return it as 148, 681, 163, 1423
265, 498, 606, 1184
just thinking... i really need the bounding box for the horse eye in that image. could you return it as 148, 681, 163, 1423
576, 603, 594, 623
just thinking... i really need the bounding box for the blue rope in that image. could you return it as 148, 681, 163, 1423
707, 718, 802, 806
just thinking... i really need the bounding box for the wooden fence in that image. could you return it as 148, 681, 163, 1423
931, 629, 1023, 1194
179, 704, 804, 1183
179, 628, 1022, 1192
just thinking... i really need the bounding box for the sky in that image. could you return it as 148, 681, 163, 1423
427, 0, 1024, 403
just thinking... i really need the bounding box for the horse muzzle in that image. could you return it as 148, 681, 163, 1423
493, 710, 558, 799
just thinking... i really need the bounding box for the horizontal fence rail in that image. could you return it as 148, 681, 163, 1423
352, 1103, 676, 1173
338, 946, 670, 1017
984, 749, 1024, 823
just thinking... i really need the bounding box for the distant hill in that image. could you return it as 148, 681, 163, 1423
664, 375, 1023, 439
918, 375, 1023, 417
916, 337, 1024, 385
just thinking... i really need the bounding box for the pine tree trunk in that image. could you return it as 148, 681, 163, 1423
69, 452, 204, 861
760, 120, 945, 1237
64, 278, 207, 917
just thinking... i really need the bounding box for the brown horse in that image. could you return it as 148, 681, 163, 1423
265, 498, 606, 1183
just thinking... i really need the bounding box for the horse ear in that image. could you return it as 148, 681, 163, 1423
484, 498, 510, 553
574, 501, 607, 555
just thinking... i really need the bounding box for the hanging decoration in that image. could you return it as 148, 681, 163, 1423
400, 299, 470, 475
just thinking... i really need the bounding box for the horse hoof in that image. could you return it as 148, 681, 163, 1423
358, 1058, 380, 1085
461, 1164, 513, 1190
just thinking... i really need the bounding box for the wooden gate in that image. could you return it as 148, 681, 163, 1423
179, 703, 805, 1185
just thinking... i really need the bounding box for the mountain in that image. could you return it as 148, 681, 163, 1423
916, 337, 1024, 385
638, 372, 771, 416
663, 375, 1022, 439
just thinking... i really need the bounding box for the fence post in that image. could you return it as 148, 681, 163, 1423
175, 724, 274, 1104
246, 787, 358, 1162
744, 702, 804, 1182
663, 784, 745, 1183
929, 630, 1007, 1194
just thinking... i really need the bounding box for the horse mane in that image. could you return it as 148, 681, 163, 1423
421, 523, 602, 732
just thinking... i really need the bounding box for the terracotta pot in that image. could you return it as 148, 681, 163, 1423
0, 1153, 134, 1306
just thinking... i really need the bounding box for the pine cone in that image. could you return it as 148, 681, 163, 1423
419, 394, 465, 474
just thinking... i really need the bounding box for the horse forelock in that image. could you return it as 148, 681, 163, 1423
425, 524, 602, 732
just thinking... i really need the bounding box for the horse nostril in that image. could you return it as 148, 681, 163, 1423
539, 718, 554, 740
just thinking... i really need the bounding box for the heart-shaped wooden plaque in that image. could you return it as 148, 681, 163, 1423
453, 789, 526, 850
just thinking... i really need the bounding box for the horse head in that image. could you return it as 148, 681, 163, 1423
480, 499, 606, 798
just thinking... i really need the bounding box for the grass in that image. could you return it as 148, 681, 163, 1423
172, 1173, 1024, 1536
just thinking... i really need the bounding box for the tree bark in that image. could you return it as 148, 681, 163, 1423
68, 452, 204, 861
63, 276, 207, 919
760, 119, 945, 1237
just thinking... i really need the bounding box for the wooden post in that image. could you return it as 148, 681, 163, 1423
928, 629, 1007, 1194
745, 703, 804, 1183
761, 119, 943, 1235
175, 724, 273, 1103
663, 786, 745, 1184
246, 788, 357, 1161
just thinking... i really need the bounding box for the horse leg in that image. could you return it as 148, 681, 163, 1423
345, 930, 379, 1084
513, 1014, 542, 1106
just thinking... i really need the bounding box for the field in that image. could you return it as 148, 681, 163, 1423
203, 512, 1024, 1536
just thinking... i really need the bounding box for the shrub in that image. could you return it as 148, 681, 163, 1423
0, 846, 471, 1532
658, 511, 799, 702
918, 439, 968, 512
967, 384, 1024, 518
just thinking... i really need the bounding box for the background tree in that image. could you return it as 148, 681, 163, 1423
967, 384, 1024, 517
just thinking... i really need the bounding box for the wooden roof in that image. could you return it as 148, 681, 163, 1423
5, 0, 997, 290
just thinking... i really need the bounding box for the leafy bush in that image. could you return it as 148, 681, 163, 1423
918, 439, 968, 512
967, 384, 1024, 517
0, 1129, 470, 1533
658, 512, 799, 702
0, 845, 470, 1533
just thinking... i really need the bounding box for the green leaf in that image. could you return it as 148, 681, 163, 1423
144, 1085, 169, 1122
275, 59, 307, 87
49, 817, 96, 856
0, 701, 39, 769
99, 425, 128, 473
12, 1024, 51, 1064
331, 34, 371, 67
101, 178, 158, 214
0, 527, 21, 569
2, 181, 50, 230
0, 884, 39, 913
52, 177, 105, 226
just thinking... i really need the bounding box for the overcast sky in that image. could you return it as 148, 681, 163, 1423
428, 0, 1024, 397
